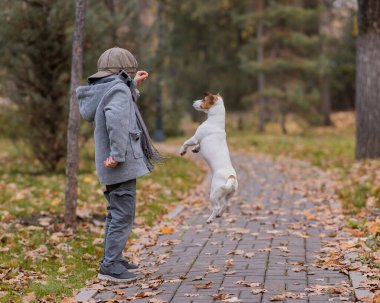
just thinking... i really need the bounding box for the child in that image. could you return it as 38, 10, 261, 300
76, 47, 161, 282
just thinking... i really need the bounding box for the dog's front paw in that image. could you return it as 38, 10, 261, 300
179, 146, 187, 156
192, 145, 200, 153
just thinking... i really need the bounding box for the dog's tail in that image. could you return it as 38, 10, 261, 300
221, 175, 238, 193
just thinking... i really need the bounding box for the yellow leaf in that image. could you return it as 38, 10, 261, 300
160, 226, 175, 235
84, 177, 93, 183
305, 214, 316, 220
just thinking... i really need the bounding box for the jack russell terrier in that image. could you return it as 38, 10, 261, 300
180, 93, 238, 223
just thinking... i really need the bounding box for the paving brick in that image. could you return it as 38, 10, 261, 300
79, 153, 354, 303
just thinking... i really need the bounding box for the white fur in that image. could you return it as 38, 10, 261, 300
180, 95, 238, 223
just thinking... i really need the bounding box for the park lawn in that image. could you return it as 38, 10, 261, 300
228, 127, 355, 170
0, 138, 201, 302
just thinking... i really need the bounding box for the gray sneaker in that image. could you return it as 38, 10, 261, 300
98, 262, 137, 282
99, 258, 139, 271
119, 259, 139, 271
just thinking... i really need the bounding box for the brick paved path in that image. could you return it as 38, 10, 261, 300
88, 153, 354, 303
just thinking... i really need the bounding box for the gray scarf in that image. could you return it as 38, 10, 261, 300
90, 71, 164, 170
120, 71, 164, 171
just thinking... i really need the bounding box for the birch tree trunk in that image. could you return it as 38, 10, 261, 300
65, 0, 86, 228
356, 0, 380, 159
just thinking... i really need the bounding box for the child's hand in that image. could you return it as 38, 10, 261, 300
104, 156, 118, 168
134, 70, 149, 87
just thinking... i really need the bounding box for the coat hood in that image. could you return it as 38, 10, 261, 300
76, 77, 118, 122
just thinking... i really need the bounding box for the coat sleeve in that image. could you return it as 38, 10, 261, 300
103, 84, 133, 163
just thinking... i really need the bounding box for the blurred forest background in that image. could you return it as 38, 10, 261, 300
0, 0, 357, 171
2, 1, 380, 301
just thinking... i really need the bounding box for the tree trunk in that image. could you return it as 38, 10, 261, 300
280, 111, 287, 134
237, 115, 244, 131
153, 0, 166, 142
356, 0, 380, 159
319, 0, 333, 126
104, 0, 118, 45
321, 80, 333, 126
256, 0, 266, 133
65, 0, 86, 229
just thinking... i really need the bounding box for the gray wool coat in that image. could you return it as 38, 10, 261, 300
76, 74, 150, 185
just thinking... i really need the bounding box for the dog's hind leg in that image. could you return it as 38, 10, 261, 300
216, 176, 237, 217
207, 189, 223, 224
218, 191, 235, 217
206, 200, 218, 224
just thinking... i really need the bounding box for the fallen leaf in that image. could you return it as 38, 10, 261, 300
225, 259, 234, 268
211, 293, 229, 300
373, 292, 380, 303
235, 281, 261, 288
134, 291, 157, 298
244, 252, 255, 258
274, 246, 289, 253
368, 222, 380, 235
92, 238, 103, 245
192, 276, 203, 281
252, 288, 267, 295
305, 214, 317, 220
193, 281, 212, 289
114, 288, 125, 295
269, 292, 306, 301
269, 295, 285, 301
227, 227, 249, 234
160, 226, 175, 235
228, 250, 244, 256
159, 239, 180, 246
38, 217, 51, 227
22, 292, 36, 303
207, 265, 220, 273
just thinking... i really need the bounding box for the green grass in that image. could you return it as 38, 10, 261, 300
0, 138, 200, 302
227, 128, 355, 170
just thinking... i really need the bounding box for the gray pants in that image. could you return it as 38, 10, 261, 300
102, 179, 136, 267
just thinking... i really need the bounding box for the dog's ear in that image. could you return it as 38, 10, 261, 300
211, 94, 218, 102
203, 92, 211, 97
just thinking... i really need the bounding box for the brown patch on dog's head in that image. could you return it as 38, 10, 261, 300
200, 92, 219, 110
